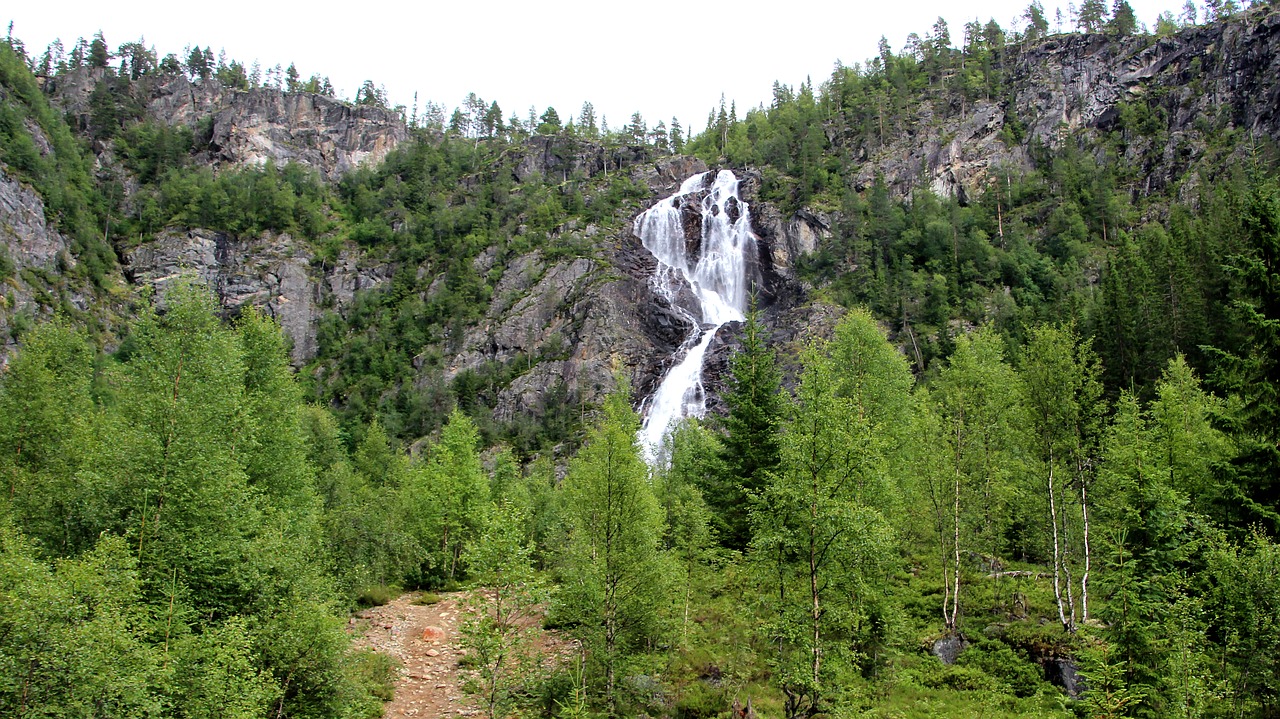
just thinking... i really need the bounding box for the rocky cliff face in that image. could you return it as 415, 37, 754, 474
434, 156, 834, 430
125, 228, 390, 364
0, 168, 88, 367
844, 6, 1280, 201
48, 70, 407, 180
111, 139, 848, 420
12, 10, 1280, 431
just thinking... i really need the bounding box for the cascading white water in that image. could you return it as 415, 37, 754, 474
635, 170, 753, 463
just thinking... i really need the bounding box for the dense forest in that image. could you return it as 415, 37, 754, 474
3, 1, 1280, 717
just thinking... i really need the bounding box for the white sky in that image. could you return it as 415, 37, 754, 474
7, 0, 1181, 135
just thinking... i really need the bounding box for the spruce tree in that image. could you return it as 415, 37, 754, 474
1205, 173, 1280, 532
715, 304, 783, 550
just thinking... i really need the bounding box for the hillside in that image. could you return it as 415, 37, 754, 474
2, 5, 1280, 719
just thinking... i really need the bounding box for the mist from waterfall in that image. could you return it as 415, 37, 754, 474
634, 170, 753, 464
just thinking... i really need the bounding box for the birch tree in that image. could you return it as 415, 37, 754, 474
930, 328, 1026, 634
1021, 322, 1104, 631
753, 336, 896, 719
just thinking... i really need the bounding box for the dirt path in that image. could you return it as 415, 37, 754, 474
351, 592, 480, 719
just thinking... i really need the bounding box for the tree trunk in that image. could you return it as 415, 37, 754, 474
1080, 481, 1091, 623
809, 490, 822, 694
950, 453, 962, 633
1049, 458, 1069, 630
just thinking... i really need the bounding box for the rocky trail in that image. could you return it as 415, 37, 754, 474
351, 592, 481, 719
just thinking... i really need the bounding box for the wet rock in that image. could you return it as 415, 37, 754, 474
1045, 658, 1084, 698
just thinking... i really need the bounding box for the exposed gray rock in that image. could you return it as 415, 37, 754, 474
736, 169, 825, 293
512, 136, 653, 183
126, 228, 345, 364
932, 636, 970, 665
327, 250, 392, 310
201, 87, 406, 180
0, 169, 76, 366
836, 7, 1280, 201
1045, 658, 1084, 698
48, 71, 407, 180
0, 170, 71, 272
126, 228, 220, 290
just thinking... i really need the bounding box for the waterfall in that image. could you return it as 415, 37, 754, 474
635, 170, 754, 464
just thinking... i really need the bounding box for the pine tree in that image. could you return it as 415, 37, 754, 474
1110, 0, 1137, 34
1078, 0, 1110, 31
1024, 2, 1050, 39
87, 31, 109, 68
578, 101, 598, 138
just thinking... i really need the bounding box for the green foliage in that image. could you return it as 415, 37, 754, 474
753, 335, 899, 718
170, 617, 279, 719
1204, 172, 1280, 533
925, 328, 1028, 633
116, 120, 194, 183
1021, 322, 1105, 630
7, 12, 1280, 718
555, 379, 665, 714
1079, 642, 1146, 718
0, 284, 392, 718
461, 504, 546, 719
306, 133, 647, 448
127, 161, 332, 241
714, 304, 782, 549
0, 319, 96, 554
0, 41, 115, 284
954, 639, 1043, 697
652, 420, 719, 647
402, 408, 490, 585
1203, 531, 1280, 717
0, 527, 160, 716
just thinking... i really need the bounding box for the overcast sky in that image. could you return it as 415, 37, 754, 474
8, 0, 1182, 135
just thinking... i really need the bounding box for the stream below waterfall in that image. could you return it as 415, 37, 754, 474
634, 170, 754, 463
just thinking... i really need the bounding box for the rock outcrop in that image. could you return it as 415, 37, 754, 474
125, 229, 389, 364
0, 169, 80, 366
513, 136, 653, 184
18, 10, 1280, 429
842, 6, 1280, 201
438, 153, 829, 423
48, 70, 407, 180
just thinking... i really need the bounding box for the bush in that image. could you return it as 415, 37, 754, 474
672, 680, 728, 719
356, 584, 397, 607
957, 639, 1045, 697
